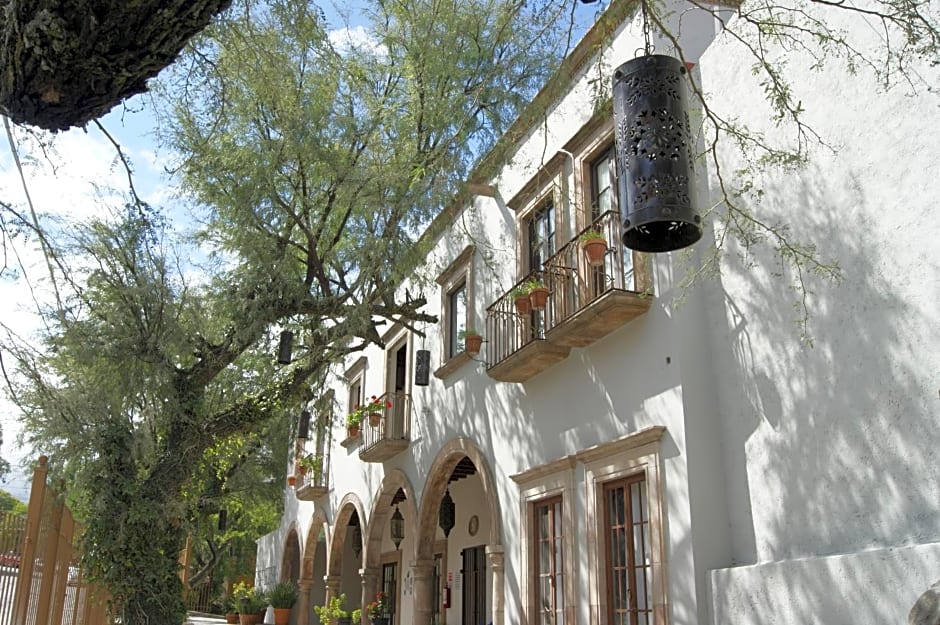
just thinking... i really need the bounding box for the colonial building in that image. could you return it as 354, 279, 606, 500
256, 1, 940, 624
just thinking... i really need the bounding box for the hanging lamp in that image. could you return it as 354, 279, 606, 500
390, 505, 405, 550
439, 489, 456, 538
277, 330, 294, 364
613, 1, 702, 253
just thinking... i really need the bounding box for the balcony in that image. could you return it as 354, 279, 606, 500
485, 273, 571, 383
485, 211, 651, 383
359, 391, 411, 462
544, 210, 652, 347
295, 462, 329, 500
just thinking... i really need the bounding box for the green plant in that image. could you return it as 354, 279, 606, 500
580, 229, 605, 242
298, 454, 323, 477
510, 284, 532, 299
267, 580, 298, 609
351, 609, 362, 623
347, 395, 392, 426
457, 328, 480, 339
232, 581, 266, 614
525, 279, 547, 291
314, 593, 350, 624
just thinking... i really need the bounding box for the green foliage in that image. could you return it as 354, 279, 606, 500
232, 581, 267, 614
0, 489, 26, 515
267, 580, 298, 609
314, 593, 350, 624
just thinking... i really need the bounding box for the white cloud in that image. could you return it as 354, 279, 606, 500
328, 25, 388, 58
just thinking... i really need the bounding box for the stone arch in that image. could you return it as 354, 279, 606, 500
297, 509, 331, 625
281, 523, 302, 583
301, 508, 330, 582
327, 492, 367, 579
363, 468, 419, 571
414, 437, 505, 625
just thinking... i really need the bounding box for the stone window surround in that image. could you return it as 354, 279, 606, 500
507, 153, 567, 280
434, 245, 476, 380
511, 425, 668, 625
342, 356, 367, 444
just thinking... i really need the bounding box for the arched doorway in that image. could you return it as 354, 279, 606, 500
363, 469, 419, 625
325, 495, 367, 621
416, 439, 504, 625
297, 511, 330, 625
282, 527, 302, 583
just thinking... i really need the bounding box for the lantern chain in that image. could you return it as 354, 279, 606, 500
640, 0, 654, 56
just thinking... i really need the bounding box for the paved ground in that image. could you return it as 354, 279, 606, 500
185, 612, 228, 624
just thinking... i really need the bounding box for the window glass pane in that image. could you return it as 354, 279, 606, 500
448, 282, 467, 359
593, 154, 612, 218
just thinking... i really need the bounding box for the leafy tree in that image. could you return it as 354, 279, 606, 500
0, 488, 26, 515
1, 0, 578, 622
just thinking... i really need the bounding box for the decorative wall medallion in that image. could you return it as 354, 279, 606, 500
468, 515, 479, 536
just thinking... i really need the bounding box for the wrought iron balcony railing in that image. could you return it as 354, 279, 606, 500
360, 391, 411, 462
485, 210, 651, 382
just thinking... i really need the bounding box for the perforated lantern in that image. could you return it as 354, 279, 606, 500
613, 55, 702, 252
390, 505, 405, 550
439, 489, 456, 538
277, 330, 294, 365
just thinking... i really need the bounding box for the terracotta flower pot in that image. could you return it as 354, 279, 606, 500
298, 465, 308, 476
464, 334, 483, 355
239, 613, 263, 625
581, 239, 607, 267
225, 614, 239, 624
273, 607, 292, 625
347, 423, 360, 438
514, 295, 531, 315
369, 412, 383, 427
529, 286, 550, 310
287, 475, 296, 487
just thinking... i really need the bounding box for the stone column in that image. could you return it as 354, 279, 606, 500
297, 579, 314, 625
487, 545, 505, 625
411, 557, 436, 625
360, 568, 380, 625
324, 575, 342, 605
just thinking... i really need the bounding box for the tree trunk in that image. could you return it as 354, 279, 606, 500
0, 0, 232, 131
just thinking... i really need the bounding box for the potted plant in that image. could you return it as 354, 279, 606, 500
232, 582, 266, 625
314, 593, 352, 625
351, 608, 362, 625
458, 329, 483, 355
527, 279, 550, 310
366, 591, 390, 625
580, 230, 608, 267
287, 474, 296, 487
346, 410, 362, 438
220, 593, 239, 624
267, 580, 297, 625
511, 284, 532, 315
359, 395, 391, 427
299, 454, 324, 483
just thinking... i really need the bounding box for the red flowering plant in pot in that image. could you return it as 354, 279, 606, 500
366, 591, 390, 625
359, 395, 392, 427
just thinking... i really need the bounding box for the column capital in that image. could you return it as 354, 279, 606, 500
486, 544, 505, 570
411, 558, 435, 579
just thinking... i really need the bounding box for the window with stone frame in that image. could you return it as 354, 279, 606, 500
511, 458, 576, 625
344, 356, 367, 438
434, 245, 475, 379
581, 427, 668, 625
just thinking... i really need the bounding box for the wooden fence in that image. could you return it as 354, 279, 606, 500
4, 456, 115, 625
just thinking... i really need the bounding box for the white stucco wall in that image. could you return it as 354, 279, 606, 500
697, 3, 940, 623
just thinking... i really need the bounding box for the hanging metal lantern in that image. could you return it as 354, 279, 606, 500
277, 330, 294, 364
297, 409, 311, 440
415, 349, 431, 386
439, 489, 456, 538
351, 523, 362, 558
390, 505, 404, 550
613, 54, 702, 253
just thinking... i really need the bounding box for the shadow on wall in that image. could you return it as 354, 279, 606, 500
706, 161, 940, 621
